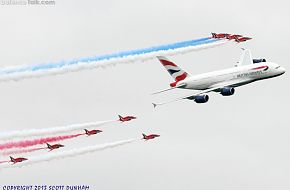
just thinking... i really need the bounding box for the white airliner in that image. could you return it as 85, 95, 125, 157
152, 49, 285, 107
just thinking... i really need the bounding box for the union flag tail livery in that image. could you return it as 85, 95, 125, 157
118, 115, 137, 122
157, 56, 189, 87
9, 156, 28, 164
142, 133, 160, 140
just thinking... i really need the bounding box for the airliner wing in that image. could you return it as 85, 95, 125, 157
235, 48, 253, 67
152, 80, 244, 107
152, 86, 221, 108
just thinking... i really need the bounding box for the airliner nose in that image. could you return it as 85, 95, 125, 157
281, 66, 286, 74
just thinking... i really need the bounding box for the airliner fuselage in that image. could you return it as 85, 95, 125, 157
177, 62, 285, 90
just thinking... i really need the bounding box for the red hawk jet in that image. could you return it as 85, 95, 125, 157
142, 133, 160, 140
235, 37, 252, 43
118, 115, 137, 122
9, 156, 28, 164
46, 143, 64, 151
211, 33, 230, 39
84, 129, 102, 136
226, 34, 243, 40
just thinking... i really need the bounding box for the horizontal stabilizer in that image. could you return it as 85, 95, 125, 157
151, 84, 186, 95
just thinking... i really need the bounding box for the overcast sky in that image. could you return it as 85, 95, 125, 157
0, 0, 290, 189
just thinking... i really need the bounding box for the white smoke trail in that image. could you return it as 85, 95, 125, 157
0, 120, 114, 141
1, 147, 46, 156
0, 138, 138, 169
0, 39, 228, 82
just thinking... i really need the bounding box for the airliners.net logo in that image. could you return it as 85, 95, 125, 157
0, 0, 55, 6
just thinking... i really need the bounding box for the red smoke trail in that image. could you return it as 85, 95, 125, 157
1, 147, 47, 156
0, 133, 84, 151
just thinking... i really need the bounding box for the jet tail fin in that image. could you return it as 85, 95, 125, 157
142, 133, 147, 139
84, 129, 90, 136
235, 48, 253, 67
9, 156, 15, 162
118, 115, 123, 120
157, 56, 189, 84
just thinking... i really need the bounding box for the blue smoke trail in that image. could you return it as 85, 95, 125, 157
0, 37, 223, 81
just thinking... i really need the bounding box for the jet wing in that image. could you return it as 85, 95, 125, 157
152, 80, 244, 107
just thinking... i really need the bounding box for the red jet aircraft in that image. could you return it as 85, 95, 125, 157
118, 115, 137, 122
226, 34, 243, 40
84, 129, 102, 136
9, 156, 27, 164
211, 33, 230, 39
235, 37, 252, 43
46, 143, 64, 151
142, 133, 160, 140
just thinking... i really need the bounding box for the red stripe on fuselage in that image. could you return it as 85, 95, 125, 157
252, 66, 268, 70
159, 59, 177, 67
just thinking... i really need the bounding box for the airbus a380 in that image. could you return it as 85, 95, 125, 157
152, 49, 285, 107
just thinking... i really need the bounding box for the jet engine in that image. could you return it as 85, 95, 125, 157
220, 87, 235, 96
253, 59, 266, 63
194, 95, 209, 103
